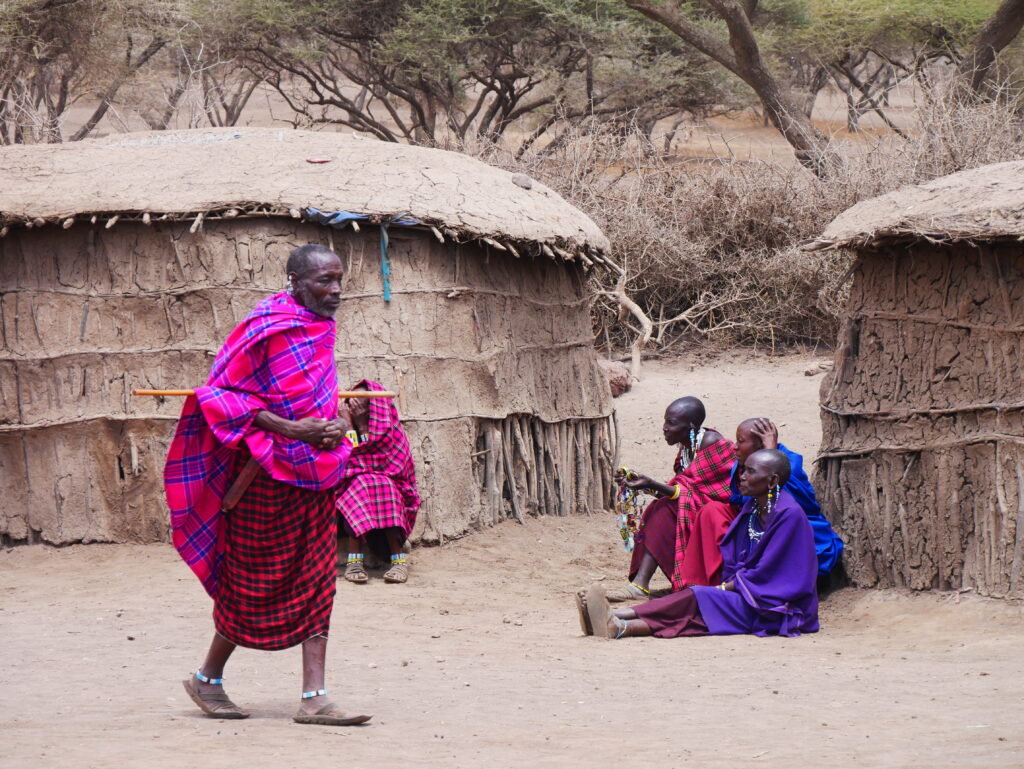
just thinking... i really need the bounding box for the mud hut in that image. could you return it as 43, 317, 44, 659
0, 128, 616, 547
809, 160, 1024, 598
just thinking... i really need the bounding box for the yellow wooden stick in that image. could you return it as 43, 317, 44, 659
132, 389, 398, 399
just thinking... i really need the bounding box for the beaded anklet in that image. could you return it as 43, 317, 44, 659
347, 553, 364, 563
195, 670, 223, 685
301, 689, 327, 699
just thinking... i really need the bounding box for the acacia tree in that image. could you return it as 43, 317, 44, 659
621, 0, 833, 172
0, 0, 176, 144
224, 0, 729, 148
960, 0, 1024, 93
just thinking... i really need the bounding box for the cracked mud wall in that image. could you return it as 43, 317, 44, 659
0, 219, 613, 546
817, 242, 1024, 597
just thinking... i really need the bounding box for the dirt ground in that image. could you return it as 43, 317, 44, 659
3, 353, 1024, 768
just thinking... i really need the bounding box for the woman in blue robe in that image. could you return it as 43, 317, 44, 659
579, 449, 819, 639
731, 418, 843, 576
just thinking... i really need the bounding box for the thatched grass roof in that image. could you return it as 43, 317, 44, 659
808, 160, 1024, 251
0, 127, 609, 263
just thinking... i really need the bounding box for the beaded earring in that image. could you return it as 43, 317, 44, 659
767, 483, 780, 519
286, 275, 295, 295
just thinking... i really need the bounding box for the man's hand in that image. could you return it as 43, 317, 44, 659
318, 409, 353, 449
287, 417, 336, 447
750, 418, 779, 450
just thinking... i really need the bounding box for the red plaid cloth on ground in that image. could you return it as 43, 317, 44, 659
668, 432, 736, 590
337, 380, 421, 539
213, 469, 337, 650
164, 292, 351, 596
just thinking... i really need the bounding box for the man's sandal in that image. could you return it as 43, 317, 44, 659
344, 555, 368, 584
293, 690, 371, 726
182, 672, 250, 719
383, 556, 408, 584
605, 582, 651, 603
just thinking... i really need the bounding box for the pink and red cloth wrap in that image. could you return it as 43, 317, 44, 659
164, 292, 351, 596
337, 379, 420, 539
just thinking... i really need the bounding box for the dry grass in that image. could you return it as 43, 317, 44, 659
472, 87, 1024, 354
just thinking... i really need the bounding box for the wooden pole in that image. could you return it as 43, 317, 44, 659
132, 389, 397, 399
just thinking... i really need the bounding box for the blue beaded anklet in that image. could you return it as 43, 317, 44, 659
195, 670, 223, 685
301, 689, 327, 699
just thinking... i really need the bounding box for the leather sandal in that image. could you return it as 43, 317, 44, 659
383, 559, 408, 583
344, 559, 368, 584
182, 674, 250, 719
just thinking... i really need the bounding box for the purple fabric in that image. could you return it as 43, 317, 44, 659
692, 490, 819, 637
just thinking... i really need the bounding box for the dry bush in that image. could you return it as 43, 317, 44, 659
474, 89, 1024, 356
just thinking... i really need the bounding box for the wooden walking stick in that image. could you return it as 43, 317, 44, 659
133, 388, 397, 510
132, 389, 397, 398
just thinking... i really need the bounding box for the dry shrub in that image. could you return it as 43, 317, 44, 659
474, 87, 1024, 353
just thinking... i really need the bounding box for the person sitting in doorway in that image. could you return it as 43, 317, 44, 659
678, 418, 843, 588
337, 379, 421, 584
579, 449, 819, 640
607, 396, 735, 601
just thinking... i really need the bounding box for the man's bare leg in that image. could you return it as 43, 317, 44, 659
196, 632, 237, 694
182, 631, 249, 718
297, 635, 329, 715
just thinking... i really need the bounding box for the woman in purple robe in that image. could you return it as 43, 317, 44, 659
578, 448, 819, 639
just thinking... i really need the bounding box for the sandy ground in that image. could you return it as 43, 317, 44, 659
3, 354, 1024, 768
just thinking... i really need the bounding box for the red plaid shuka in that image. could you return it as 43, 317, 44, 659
213, 470, 337, 650
164, 292, 351, 596
337, 380, 420, 539
668, 432, 736, 590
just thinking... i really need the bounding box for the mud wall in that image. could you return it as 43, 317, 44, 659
0, 219, 614, 546
817, 241, 1024, 597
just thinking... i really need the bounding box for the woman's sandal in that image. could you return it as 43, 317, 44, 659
585, 585, 624, 639
182, 673, 250, 719
383, 558, 408, 584
344, 558, 368, 584
575, 590, 593, 636
293, 704, 372, 726
605, 581, 651, 603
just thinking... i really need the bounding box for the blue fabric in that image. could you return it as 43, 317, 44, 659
302, 208, 420, 228
729, 443, 844, 575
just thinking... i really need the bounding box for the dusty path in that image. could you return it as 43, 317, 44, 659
3, 354, 1023, 768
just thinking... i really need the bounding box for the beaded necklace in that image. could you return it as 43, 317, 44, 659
676, 427, 706, 471
748, 486, 778, 545
748, 507, 766, 544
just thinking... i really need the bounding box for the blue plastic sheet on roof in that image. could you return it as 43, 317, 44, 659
302, 208, 421, 302
302, 207, 420, 228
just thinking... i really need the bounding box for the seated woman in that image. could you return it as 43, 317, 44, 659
336, 380, 421, 584
676, 417, 844, 588
578, 448, 818, 639
608, 396, 734, 601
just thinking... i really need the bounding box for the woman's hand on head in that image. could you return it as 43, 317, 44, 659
750, 418, 779, 450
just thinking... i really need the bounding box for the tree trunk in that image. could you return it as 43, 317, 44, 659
960, 0, 1024, 94
624, 0, 835, 175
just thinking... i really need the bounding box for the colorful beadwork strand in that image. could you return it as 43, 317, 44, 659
615, 467, 643, 552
